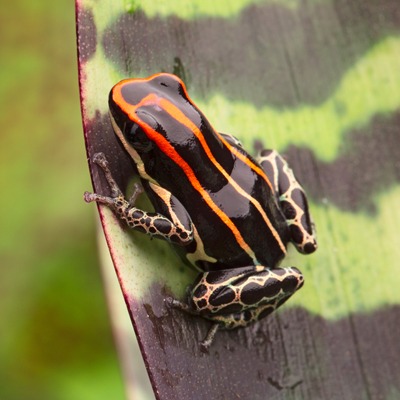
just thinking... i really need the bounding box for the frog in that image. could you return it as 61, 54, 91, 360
84, 73, 317, 350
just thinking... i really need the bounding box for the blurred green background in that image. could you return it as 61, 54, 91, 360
0, 1, 125, 399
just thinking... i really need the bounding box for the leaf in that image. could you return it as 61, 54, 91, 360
76, 0, 400, 398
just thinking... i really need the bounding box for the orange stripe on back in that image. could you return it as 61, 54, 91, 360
145, 127, 257, 261
157, 98, 286, 254
216, 132, 274, 191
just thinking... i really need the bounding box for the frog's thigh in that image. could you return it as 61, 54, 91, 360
120, 181, 194, 245
257, 149, 317, 254
189, 266, 304, 328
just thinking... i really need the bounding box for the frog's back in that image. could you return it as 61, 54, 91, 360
145, 135, 291, 270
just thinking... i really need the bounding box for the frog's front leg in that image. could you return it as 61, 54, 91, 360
84, 153, 194, 246
172, 266, 304, 348
258, 150, 317, 254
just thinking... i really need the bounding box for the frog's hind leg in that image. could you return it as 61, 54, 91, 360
195, 265, 301, 322
258, 149, 317, 254
169, 265, 303, 349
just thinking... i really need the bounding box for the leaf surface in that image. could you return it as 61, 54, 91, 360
76, 1, 400, 398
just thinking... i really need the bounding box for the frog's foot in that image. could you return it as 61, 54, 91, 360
84, 152, 144, 206
257, 150, 317, 254
84, 153, 193, 246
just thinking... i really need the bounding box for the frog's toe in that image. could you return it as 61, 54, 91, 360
166, 297, 199, 316
200, 323, 220, 352
92, 152, 108, 166
83, 191, 95, 203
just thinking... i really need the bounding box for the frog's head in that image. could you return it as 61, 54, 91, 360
108, 73, 212, 160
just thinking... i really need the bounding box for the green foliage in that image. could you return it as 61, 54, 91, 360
0, 0, 124, 398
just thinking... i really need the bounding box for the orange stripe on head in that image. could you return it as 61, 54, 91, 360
111, 82, 257, 261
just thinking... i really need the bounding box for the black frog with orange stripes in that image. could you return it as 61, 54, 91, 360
85, 73, 317, 349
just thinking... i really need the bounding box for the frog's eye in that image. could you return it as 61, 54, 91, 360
125, 123, 153, 152
127, 123, 141, 141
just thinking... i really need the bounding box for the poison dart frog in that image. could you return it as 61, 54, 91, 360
84, 73, 317, 349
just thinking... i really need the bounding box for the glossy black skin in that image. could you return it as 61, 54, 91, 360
109, 74, 291, 272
